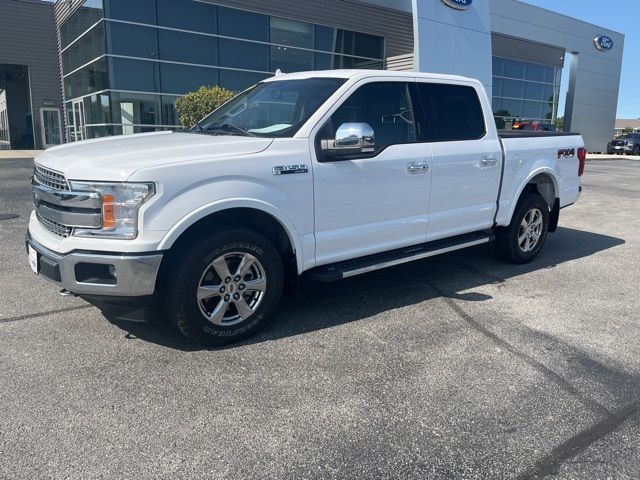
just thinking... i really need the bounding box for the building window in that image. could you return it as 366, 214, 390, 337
106, 22, 157, 60
59, 0, 385, 140
156, 0, 217, 33
492, 57, 561, 130
104, 0, 156, 24
61, 22, 105, 74
218, 7, 270, 42
59, 0, 104, 49
64, 57, 108, 99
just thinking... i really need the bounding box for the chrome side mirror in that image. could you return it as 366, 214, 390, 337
334, 122, 375, 151
320, 122, 375, 158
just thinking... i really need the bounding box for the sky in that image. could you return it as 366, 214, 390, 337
521, 0, 638, 119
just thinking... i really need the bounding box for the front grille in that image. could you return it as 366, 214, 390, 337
36, 211, 72, 238
34, 165, 69, 191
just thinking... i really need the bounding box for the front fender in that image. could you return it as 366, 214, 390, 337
157, 197, 306, 273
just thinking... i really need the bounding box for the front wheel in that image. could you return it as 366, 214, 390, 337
163, 229, 284, 345
495, 193, 550, 264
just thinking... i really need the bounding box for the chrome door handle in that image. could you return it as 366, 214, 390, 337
480, 155, 499, 167
408, 161, 429, 174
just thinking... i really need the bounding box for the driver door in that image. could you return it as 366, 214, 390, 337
311, 80, 432, 265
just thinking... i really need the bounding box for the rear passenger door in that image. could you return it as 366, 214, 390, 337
416, 82, 503, 241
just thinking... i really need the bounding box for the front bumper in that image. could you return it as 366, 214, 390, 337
26, 233, 163, 297
607, 145, 632, 154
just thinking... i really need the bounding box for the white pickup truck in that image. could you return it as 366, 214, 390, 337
27, 70, 585, 345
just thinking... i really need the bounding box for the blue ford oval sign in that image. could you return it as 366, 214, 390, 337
594, 34, 614, 51
442, 0, 472, 10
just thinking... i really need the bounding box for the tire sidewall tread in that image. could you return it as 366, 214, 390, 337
163, 228, 283, 345
497, 193, 550, 264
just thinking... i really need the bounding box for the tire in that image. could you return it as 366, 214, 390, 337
495, 193, 550, 264
631, 145, 640, 156
162, 228, 284, 345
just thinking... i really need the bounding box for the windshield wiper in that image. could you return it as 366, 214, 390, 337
201, 124, 256, 137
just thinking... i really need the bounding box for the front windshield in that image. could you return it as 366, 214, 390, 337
194, 78, 346, 138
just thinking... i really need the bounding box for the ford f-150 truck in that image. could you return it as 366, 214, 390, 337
26, 70, 585, 345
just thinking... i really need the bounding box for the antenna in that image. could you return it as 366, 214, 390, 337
274, 69, 283, 76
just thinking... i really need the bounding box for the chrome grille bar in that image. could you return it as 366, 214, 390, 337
34, 165, 69, 191
32, 163, 102, 237
36, 204, 102, 228
31, 177, 102, 209
36, 212, 72, 237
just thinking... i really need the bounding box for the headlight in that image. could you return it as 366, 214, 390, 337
69, 181, 155, 239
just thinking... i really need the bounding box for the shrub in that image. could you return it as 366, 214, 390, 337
174, 85, 236, 128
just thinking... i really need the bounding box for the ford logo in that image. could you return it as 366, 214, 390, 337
442, 0, 472, 10
594, 34, 614, 51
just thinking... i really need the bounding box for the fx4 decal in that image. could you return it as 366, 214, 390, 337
557, 148, 576, 158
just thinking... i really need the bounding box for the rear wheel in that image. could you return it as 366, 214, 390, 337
496, 193, 550, 264
163, 229, 284, 345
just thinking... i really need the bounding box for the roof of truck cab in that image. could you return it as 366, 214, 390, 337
262, 69, 479, 84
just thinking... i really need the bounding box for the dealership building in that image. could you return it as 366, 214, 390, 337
0, 0, 625, 151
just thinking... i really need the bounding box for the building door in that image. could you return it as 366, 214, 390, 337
0, 90, 9, 149
39, 107, 62, 148
71, 99, 86, 141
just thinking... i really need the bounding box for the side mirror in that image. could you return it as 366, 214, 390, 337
320, 122, 375, 158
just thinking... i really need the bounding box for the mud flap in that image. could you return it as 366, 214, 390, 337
549, 198, 560, 233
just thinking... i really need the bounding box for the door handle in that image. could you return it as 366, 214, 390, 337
480, 155, 499, 167
407, 161, 429, 174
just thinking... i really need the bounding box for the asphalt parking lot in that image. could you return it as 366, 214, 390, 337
1, 157, 639, 479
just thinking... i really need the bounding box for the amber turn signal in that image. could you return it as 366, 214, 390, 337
102, 194, 116, 228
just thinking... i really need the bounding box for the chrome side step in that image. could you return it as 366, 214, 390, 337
309, 232, 492, 282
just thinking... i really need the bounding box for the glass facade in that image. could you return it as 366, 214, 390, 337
491, 57, 561, 130
60, 0, 385, 141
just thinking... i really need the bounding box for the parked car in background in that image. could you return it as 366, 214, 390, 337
607, 133, 640, 155
513, 121, 557, 132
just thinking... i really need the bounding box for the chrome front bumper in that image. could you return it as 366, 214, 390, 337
26, 233, 163, 297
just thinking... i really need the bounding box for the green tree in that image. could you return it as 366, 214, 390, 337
174, 85, 236, 128
556, 116, 564, 131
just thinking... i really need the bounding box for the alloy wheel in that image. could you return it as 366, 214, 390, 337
518, 208, 543, 253
197, 252, 267, 326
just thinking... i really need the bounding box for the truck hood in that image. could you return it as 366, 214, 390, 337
34, 131, 274, 181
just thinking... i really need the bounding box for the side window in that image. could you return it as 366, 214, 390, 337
417, 83, 486, 142
323, 82, 416, 152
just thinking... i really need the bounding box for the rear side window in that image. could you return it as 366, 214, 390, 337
417, 83, 486, 142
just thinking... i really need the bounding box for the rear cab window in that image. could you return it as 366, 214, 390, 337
415, 82, 486, 142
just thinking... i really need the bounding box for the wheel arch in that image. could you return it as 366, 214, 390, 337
506, 169, 560, 225
158, 200, 303, 276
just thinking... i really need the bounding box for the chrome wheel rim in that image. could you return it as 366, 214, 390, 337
197, 252, 267, 326
518, 208, 543, 253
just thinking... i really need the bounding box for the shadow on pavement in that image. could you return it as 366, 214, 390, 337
105, 226, 625, 351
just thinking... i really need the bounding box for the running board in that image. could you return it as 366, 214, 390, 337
309, 232, 493, 282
